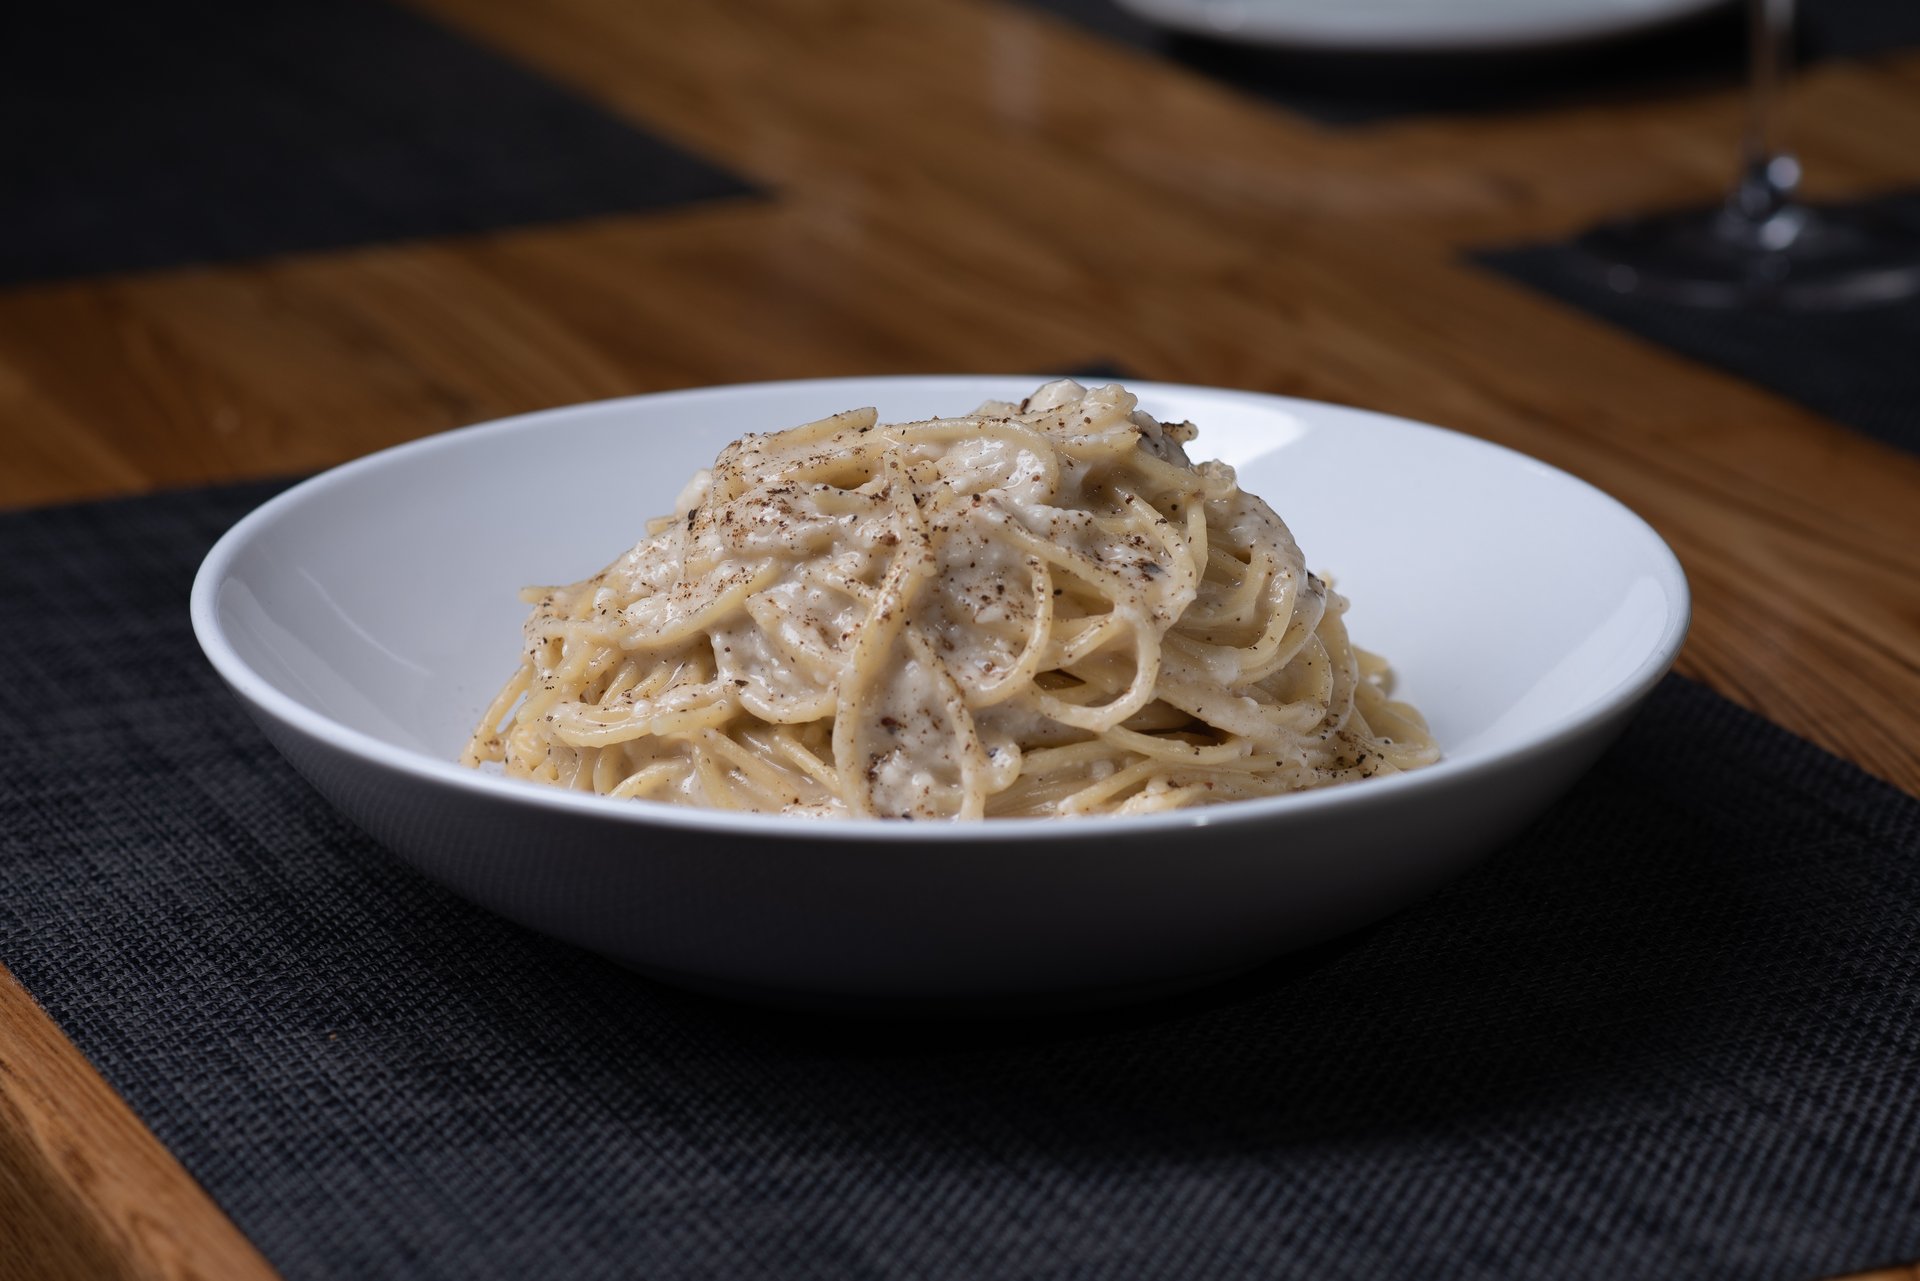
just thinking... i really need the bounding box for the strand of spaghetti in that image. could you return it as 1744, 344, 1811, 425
800, 561, 878, 604
891, 418, 1065, 492
711, 408, 879, 500
691, 744, 743, 810
694, 726, 821, 801
991, 513, 1149, 602
1111, 489, 1199, 578
1057, 757, 1171, 816
758, 726, 842, 792
1099, 726, 1252, 764
1167, 563, 1301, 686
461, 665, 531, 766
1180, 556, 1270, 635
731, 602, 841, 722
1023, 612, 1163, 730
597, 658, 646, 704
619, 561, 781, 649
592, 744, 637, 794
731, 441, 898, 496
549, 692, 734, 747
1156, 664, 1325, 740
1051, 611, 1127, 669
1316, 607, 1363, 734
608, 761, 685, 800
1263, 630, 1338, 726
902, 628, 993, 820
831, 454, 935, 817
958, 555, 1055, 708
1015, 740, 1127, 774
1115, 447, 1211, 499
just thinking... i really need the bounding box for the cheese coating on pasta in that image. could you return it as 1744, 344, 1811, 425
462, 381, 1437, 818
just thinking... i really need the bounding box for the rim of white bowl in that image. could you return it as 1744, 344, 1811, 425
191, 376, 1691, 845
1108, 0, 1724, 54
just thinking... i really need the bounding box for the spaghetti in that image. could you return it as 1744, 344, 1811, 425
462, 381, 1437, 818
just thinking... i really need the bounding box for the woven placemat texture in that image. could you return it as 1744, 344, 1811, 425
1478, 188, 1920, 456
3, 481, 1920, 1281
1014, 0, 1920, 126
1, 0, 755, 287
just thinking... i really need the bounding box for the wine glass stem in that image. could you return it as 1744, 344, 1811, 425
1735, 0, 1799, 224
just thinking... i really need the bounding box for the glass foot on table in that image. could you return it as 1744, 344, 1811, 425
1569, 196, 1920, 311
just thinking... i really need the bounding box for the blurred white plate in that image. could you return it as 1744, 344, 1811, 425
1113, 0, 1725, 51
192, 378, 1688, 1011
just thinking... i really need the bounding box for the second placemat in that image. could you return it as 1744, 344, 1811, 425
1478, 187, 1920, 456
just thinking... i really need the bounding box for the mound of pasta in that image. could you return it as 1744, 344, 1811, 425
462, 381, 1437, 818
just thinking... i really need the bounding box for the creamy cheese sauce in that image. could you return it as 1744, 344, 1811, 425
463, 381, 1438, 819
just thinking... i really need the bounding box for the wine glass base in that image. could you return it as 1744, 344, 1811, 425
1570, 201, 1920, 310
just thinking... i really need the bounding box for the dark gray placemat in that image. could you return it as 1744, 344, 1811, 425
3, 480, 1919, 1281
1477, 188, 1920, 456
1013, 0, 1920, 126
0, 0, 756, 287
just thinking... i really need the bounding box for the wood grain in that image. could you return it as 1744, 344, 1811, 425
0, 968, 277, 1281
2, 0, 1917, 1277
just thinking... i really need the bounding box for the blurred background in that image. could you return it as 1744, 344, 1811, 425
6, 0, 1919, 507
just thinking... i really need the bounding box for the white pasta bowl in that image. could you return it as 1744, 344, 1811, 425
192, 377, 1688, 1009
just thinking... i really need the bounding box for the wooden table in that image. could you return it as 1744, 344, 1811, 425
3, 1, 1917, 1276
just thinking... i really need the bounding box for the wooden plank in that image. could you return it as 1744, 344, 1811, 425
0, 966, 278, 1281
